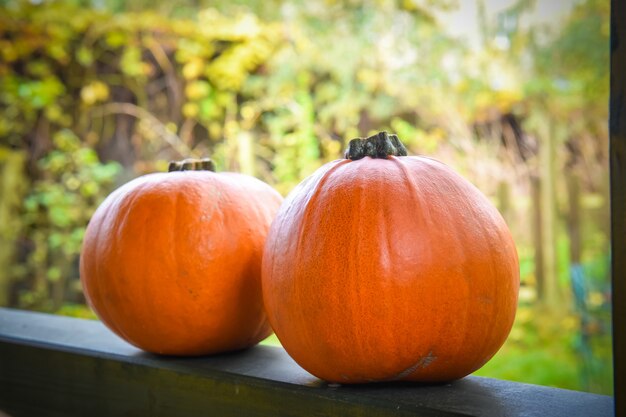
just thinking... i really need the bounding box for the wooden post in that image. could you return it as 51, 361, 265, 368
610, 0, 625, 412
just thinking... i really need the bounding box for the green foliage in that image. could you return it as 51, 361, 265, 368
0, 0, 280, 159
475, 305, 583, 390
0, 0, 280, 309
474, 304, 613, 394
55, 302, 98, 319
17, 130, 120, 310
533, 0, 609, 103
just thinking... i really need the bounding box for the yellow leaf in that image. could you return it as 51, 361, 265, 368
182, 102, 199, 118
183, 58, 205, 80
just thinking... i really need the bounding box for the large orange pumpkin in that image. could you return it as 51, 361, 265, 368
80, 158, 283, 355
262, 132, 519, 383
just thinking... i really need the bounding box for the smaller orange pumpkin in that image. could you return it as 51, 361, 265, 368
80, 158, 283, 355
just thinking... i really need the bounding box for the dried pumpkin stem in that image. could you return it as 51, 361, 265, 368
168, 158, 216, 172
344, 131, 408, 160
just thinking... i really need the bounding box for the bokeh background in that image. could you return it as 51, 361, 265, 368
0, 0, 612, 394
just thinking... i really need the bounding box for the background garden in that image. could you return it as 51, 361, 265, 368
0, 0, 612, 394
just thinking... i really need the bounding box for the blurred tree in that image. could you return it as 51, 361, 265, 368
457, 0, 609, 309
463, 0, 611, 393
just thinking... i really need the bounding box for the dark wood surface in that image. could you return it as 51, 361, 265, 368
611, 1, 625, 415
0, 308, 613, 417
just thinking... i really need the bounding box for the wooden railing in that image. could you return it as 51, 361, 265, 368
0, 308, 613, 417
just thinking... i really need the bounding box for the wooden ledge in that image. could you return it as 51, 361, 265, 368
0, 308, 614, 416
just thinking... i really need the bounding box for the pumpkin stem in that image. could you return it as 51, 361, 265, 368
344, 131, 408, 160
168, 158, 216, 172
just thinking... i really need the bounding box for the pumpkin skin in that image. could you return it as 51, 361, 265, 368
262, 133, 519, 383
80, 162, 283, 355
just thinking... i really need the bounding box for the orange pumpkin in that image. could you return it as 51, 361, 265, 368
80, 158, 283, 355
262, 132, 519, 383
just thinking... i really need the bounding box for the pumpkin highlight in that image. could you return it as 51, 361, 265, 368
80, 158, 283, 355
262, 132, 519, 383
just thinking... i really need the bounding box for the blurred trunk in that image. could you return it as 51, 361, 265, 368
497, 180, 511, 222
237, 131, 256, 176
51, 269, 67, 311
0, 148, 27, 307
567, 170, 582, 265
96, 87, 138, 176
531, 175, 544, 301
538, 118, 560, 308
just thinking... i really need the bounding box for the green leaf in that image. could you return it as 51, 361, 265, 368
47, 267, 62, 282
76, 46, 94, 66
